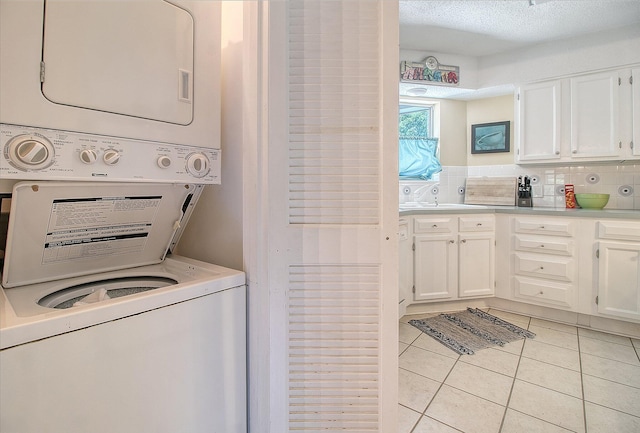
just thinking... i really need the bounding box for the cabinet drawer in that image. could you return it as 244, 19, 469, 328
414, 217, 456, 234
598, 221, 640, 242
513, 276, 575, 309
514, 218, 574, 237
459, 215, 495, 232
514, 253, 574, 282
513, 234, 573, 256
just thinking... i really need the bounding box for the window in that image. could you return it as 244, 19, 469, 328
399, 99, 441, 179
399, 103, 433, 138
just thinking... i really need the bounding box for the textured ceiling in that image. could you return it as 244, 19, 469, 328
400, 0, 640, 56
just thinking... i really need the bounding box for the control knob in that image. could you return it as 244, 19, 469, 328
103, 149, 120, 165
79, 149, 98, 164
4, 134, 55, 170
185, 153, 210, 178
157, 155, 172, 169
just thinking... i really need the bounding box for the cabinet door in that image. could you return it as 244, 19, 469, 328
516, 80, 562, 162
570, 71, 620, 158
399, 219, 412, 316
597, 241, 640, 321
458, 232, 495, 297
414, 234, 457, 301
633, 68, 640, 157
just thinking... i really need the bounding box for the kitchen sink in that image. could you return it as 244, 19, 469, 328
399, 203, 488, 210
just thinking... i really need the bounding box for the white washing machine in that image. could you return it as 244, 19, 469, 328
0, 180, 247, 433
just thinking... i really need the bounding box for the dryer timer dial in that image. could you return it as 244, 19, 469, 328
185, 153, 210, 178
4, 134, 55, 170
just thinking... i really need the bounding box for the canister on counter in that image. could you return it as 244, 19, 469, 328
565, 184, 577, 208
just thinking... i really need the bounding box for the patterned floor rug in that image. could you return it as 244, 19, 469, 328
409, 308, 536, 355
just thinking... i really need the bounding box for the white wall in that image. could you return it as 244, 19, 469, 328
466, 95, 514, 167
176, 2, 244, 271
478, 24, 640, 87
438, 99, 467, 166
402, 25, 640, 92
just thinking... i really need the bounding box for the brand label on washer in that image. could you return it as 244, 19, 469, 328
42, 196, 161, 263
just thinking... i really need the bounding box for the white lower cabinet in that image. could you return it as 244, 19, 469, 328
414, 233, 457, 300
510, 216, 578, 310
458, 231, 495, 297
398, 218, 413, 316
401, 212, 640, 326
413, 214, 494, 301
596, 221, 640, 321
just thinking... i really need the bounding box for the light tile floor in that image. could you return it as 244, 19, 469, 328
399, 309, 640, 433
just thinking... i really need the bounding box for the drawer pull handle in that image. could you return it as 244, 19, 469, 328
539, 266, 544, 270
461, 239, 467, 243
539, 291, 544, 295
539, 244, 545, 248
476, 223, 482, 226
432, 224, 438, 228
539, 225, 545, 229
449, 240, 455, 244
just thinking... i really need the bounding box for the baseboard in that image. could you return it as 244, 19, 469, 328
403, 297, 640, 339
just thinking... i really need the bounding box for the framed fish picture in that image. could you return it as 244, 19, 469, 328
471, 121, 510, 154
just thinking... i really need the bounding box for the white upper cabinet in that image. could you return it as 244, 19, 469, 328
516, 67, 640, 164
617, 68, 639, 158
570, 71, 620, 158
630, 68, 640, 157
516, 80, 562, 162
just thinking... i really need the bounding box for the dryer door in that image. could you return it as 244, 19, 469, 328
42, 0, 194, 125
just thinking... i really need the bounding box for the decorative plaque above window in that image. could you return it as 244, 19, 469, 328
400, 56, 460, 87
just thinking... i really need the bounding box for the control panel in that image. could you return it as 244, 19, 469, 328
0, 124, 220, 183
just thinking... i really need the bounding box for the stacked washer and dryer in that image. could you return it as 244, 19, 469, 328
0, 1, 246, 432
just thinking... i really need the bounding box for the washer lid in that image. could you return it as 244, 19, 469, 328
2, 181, 201, 288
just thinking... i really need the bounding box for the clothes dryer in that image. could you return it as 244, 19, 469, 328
0, 0, 221, 150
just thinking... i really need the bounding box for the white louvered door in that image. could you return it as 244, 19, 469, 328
265, 1, 398, 431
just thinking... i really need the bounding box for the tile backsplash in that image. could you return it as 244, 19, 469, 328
399, 163, 640, 210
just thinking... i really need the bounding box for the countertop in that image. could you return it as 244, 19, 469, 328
399, 204, 640, 219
